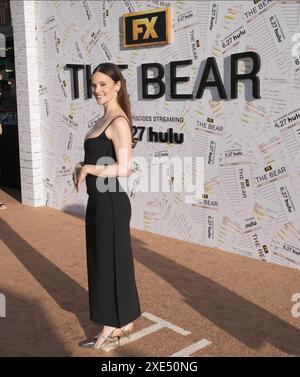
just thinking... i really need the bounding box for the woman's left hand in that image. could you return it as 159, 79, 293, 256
75, 165, 88, 193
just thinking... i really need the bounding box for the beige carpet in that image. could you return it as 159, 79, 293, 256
1, 188, 300, 357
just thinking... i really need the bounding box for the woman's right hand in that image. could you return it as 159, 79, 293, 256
73, 161, 84, 190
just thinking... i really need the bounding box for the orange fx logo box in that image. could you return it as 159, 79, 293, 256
123, 7, 171, 48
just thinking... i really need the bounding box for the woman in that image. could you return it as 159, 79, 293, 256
73, 62, 141, 350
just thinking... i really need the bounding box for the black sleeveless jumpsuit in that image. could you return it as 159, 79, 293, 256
83, 115, 141, 327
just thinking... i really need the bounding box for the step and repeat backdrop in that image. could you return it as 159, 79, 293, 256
35, 1, 300, 270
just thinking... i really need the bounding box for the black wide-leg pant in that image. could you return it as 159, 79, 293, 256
85, 190, 141, 327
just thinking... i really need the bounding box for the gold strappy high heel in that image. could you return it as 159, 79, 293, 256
120, 323, 134, 338
93, 323, 134, 343
81, 328, 121, 350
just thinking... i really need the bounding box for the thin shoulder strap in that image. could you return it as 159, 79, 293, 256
104, 115, 130, 131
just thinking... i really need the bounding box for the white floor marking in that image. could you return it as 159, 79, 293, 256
170, 339, 212, 357
103, 312, 212, 355
141, 312, 191, 335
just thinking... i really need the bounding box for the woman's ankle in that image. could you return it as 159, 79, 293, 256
102, 325, 118, 332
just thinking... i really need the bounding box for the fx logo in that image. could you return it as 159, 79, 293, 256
0, 293, 6, 318
133, 17, 158, 41
123, 7, 171, 48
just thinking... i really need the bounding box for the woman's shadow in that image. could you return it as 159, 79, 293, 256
0, 214, 98, 343
133, 237, 300, 355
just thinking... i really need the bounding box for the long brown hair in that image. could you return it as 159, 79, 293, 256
91, 62, 137, 148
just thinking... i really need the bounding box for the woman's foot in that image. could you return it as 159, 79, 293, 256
120, 322, 134, 337
93, 322, 134, 340
80, 326, 121, 350
94, 326, 122, 348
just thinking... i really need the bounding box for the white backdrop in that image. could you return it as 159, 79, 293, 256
33, 1, 300, 270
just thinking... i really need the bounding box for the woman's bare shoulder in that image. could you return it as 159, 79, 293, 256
111, 112, 129, 123
106, 114, 131, 140
110, 114, 131, 129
